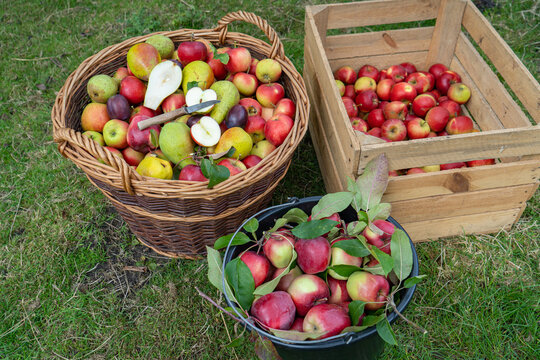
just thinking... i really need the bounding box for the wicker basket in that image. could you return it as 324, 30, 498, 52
51, 11, 309, 259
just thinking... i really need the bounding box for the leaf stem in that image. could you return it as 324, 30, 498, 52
196, 287, 244, 324
387, 297, 428, 335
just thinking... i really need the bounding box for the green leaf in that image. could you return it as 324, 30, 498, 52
208, 164, 230, 188
267, 328, 326, 341
362, 314, 385, 327
200, 158, 213, 178
225, 337, 243, 348
291, 219, 338, 239
347, 221, 367, 236
149, 129, 159, 149
347, 176, 358, 193
214, 52, 230, 65
214, 232, 252, 250
252, 334, 281, 360
206, 246, 238, 303
390, 229, 413, 281
357, 210, 369, 224
225, 146, 236, 158
367, 203, 392, 222
341, 325, 369, 334
328, 264, 362, 278
332, 238, 371, 257
282, 208, 308, 224
403, 275, 426, 288
225, 258, 255, 311
253, 251, 297, 296
362, 263, 386, 276
371, 247, 395, 276
376, 318, 398, 345
356, 154, 389, 211
267, 218, 288, 234
187, 81, 199, 91
310, 192, 353, 220
243, 218, 259, 233
348, 300, 366, 326
351, 192, 363, 213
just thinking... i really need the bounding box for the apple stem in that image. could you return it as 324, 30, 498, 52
195, 287, 245, 324
387, 297, 428, 335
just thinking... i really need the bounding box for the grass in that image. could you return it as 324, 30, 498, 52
0, 0, 538, 359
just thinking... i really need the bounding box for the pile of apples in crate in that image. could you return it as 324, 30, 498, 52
80, 34, 296, 184
335, 62, 495, 175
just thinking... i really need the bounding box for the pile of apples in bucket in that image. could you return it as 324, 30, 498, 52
336, 62, 496, 175
204, 155, 426, 346
80, 34, 296, 186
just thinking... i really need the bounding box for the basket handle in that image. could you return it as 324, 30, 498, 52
215, 11, 285, 60
53, 127, 141, 195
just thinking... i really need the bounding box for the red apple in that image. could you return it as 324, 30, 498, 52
351, 117, 368, 133
177, 41, 207, 67
420, 71, 436, 91
447, 83, 471, 104
354, 76, 377, 93
239, 251, 271, 288
274, 98, 296, 119
357, 64, 380, 82
381, 119, 407, 141
102, 119, 129, 149
390, 82, 417, 105
290, 317, 304, 332
328, 277, 351, 304
342, 96, 358, 118
379, 69, 389, 81
411, 93, 437, 117
362, 226, 384, 248
335, 80, 345, 96
367, 109, 385, 128
264, 114, 294, 146
127, 115, 160, 153
437, 99, 460, 119
334, 66, 357, 85
242, 154, 262, 169
232, 72, 258, 96
251, 291, 296, 330
303, 304, 351, 339
178, 164, 207, 181
248, 58, 259, 76
129, 105, 156, 123
406, 72, 431, 94
407, 168, 426, 175
355, 90, 379, 112
119, 76, 146, 105
372, 219, 395, 240
386, 64, 407, 82
328, 236, 363, 280
367, 127, 382, 138
287, 274, 330, 316
437, 130, 449, 136
427, 131, 437, 137
425, 89, 441, 101
440, 162, 467, 170
295, 236, 331, 275
406, 117, 431, 139
425, 106, 450, 132
261, 106, 274, 121
113, 67, 130, 83
81, 103, 110, 132
226, 47, 251, 74
376, 78, 395, 101
446, 115, 474, 135
256, 58, 282, 83
245, 115, 266, 142
256, 83, 285, 108
466, 159, 496, 167
273, 266, 303, 292
122, 147, 145, 167
161, 93, 186, 113
436, 70, 461, 95
207, 58, 228, 80
217, 158, 247, 176
239, 98, 262, 117
382, 101, 408, 120
428, 63, 448, 79
344, 85, 355, 99
399, 62, 417, 75
263, 229, 296, 269
347, 271, 390, 311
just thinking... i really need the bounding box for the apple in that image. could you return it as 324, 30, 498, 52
161, 93, 186, 113
447, 83, 471, 104
335, 80, 345, 96
367, 109, 385, 128
372, 219, 395, 240
386, 64, 407, 82
256, 83, 285, 107
466, 159, 496, 167
190, 116, 221, 147
344, 85, 355, 99
328, 236, 363, 280
178, 164, 207, 181
274, 98, 296, 119
440, 162, 466, 170
347, 271, 390, 311
226, 47, 251, 74
239, 251, 271, 287
427, 131, 438, 138
113, 67, 130, 84
261, 106, 274, 121
130, 105, 156, 123
264, 114, 294, 147
406, 117, 431, 139
357, 64, 380, 82
382, 101, 408, 120
185, 87, 218, 114
256, 58, 282, 83
376, 78, 395, 101
103, 146, 124, 161
217, 158, 247, 176
251, 140, 276, 159
177, 41, 207, 67
425, 89, 441, 101
290, 317, 304, 332
407, 168, 427, 175
287, 274, 330, 316
367, 127, 382, 138
328, 277, 351, 304
428, 63, 448, 79
122, 147, 145, 167
334, 66, 357, 85
354, 76, 377, 93
232, 72, 258, 96
362, 226, 384, 248
83, 130, 105, 146
390, 82, 417, 104
422, 164, 441, 172
81, 103, 110, 132
438, 99, 461, 119
411, 93, 437, 117
242, 154, 262, 169
126, 115, 160, 153
425, 106, 450, 132
406, 72, 431, 94
388, 170, 400, 177
342, 96, 358, 118
237, 99, 262, 118
303, 304, 351, 339
251, 291, 296, 330
446, 115, 474, 134
248, 58, 259, 76
207, 58, 228, 80
263, 229, 296, 269
273, 266, 303, 292
399, 62, 417, 75
245, 115, 266, 142
355, 90, 379, 112
120, 76, 146, 105
102, 119, 129, 149
350, 117, 368, 133
295, 236, 331, 274
379, 69, 389, 81
381, 119, 407, 141
436, 70, 461, 95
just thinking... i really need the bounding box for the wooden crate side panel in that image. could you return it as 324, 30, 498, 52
358, 126, 540, 173
309, 0, 440, 30
390, 183, 536, 223
462, 1, 540, 121
325, 27, 433, 61
454, 33, 531, 129
329, 51, 428, 73
401, 207, 523, 242
425, 0, 467, 67
383, 160, 540, 202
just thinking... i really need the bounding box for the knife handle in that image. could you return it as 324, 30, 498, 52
137, 107, 188, 130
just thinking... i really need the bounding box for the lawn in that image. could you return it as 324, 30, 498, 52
0, 0, 538, 359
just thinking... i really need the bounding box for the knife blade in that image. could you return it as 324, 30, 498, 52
137, 99, 220, 130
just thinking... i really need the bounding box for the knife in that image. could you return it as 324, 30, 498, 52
137, 100, 221, 130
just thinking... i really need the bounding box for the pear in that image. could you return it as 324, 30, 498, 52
158, 122, 194, 165
126, 43, 161, 81
215, 127, 253, 160
145, 34, 175, 59
87, 74, 118, 103
181, 60, 214, 93
143, 60, 183, 110
209, 81, 240, 124
136, 155, 173, 180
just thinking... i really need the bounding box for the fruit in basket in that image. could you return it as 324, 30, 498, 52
376, 78, 394, 101
113, 67, 130, 84
245, 115, 266, 142
446, 115, 474, 135
425, 106, 450, 132
264, 114, 294, 147
447, 83, 471, 104
248, 58, 259, 76
143, 60, 183, 110
178, 164, 207, 181
295, 237, 331, 274
382, 101, 407, 121
81, 103, 110, 132
342, 97, 358, 118
161, 92, 186, 112
251, 291, 296, 330
328, 237, 363, 280
217, 158, 247, 176
436, 70, 461, 95
120, 76, 146, 105
251, 140, 276, 159
367, 109, 385, 128
215, 127, 253, 159
357, 64, 380, 82
351, 117, 368, 133
127, 43, 161, 81
145, 34, 175, 59
256, 83, 285, 107
207, 57, 228, 80
335, 80, 345, 96
438, 99, 461, 119
428, 63, 448, 79
355, 90, 379, 112
209, 80, 240, 124
411, 93, 436, 117
328, 277, 351, 304
87, 74, 118, 103
232, 72, 258, 96
287, 274, 330, 316
122, 147, 145, 167
185, 87, 218, 114
242, 154, 262, 169
440, 162, 466, 170
256, 58, 282, 83
239, 98, 262, 117
224, 104, 248, 129
130, 106, 156, 123
263, 229, 296, 269
406, 117, 430, 139
181, 60, 214, 93
177, 41, 207, 67
389, 82, 417, 104
225, 47, 251, 74
274, 98, 296, 119
344, 84, 355, 99
386, 64, 407, 82
354, 77, 377, 93
102, 146, 124, 162
334, 66, 357, 85
400, 62, 417, 75
381, 119, 407, 142
273, 266, 303, 292
190, 116, 221, 147
240, 251, 271, 288
136, 155, 173, 180
422, 165, 440, 172
347, 271, 390, 311
159, 121, 195, 164
83, 130, 105, 146
406, 72, 431, 94
127, 115, 161, 153
102, 119, 129, 149
466, 159, 495, 167
106, 94, 131, 121
303, 304, 351, 339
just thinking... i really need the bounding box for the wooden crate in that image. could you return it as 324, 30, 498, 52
304, 0, 540, 241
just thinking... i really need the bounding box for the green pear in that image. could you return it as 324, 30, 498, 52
209, 81, 240, 124
145, 34, 175, 59
158, 122, 194, 165
87, 74, 118, 103
181, 60, 214, 94
215, 127, 253, 160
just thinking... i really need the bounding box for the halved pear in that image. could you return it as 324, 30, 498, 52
185, 87, 218, 114
143, 60, 182, 110
190, 116, 221, 147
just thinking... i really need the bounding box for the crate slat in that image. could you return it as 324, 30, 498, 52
329, 51, 428, 74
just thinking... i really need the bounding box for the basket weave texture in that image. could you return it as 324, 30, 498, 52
51, 11, 309, 259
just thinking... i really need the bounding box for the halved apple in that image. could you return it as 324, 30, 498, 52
190, 116, 221, 147
185, 87, 217, 114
